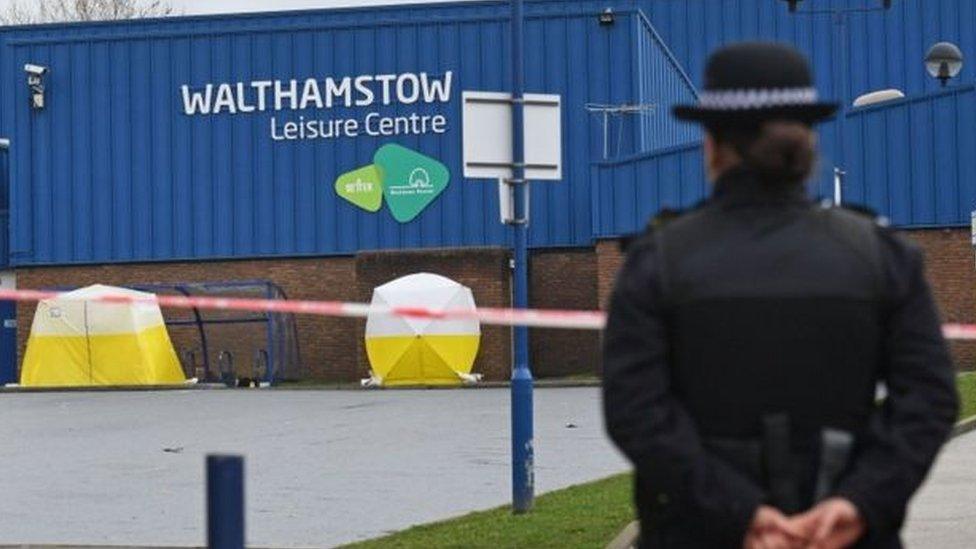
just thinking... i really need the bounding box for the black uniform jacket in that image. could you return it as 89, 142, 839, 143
602, 167, 959, 548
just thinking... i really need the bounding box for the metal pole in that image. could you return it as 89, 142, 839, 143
265, 281, 275, 384
207, 455, 245, 549
834, 167, 845, 205
970, 209, 976, 269
834, 9, 849, 203
510, 0, 534, 514
602, 111, 609, 160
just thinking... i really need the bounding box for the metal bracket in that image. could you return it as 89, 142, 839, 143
466, 161, 558, 172
464, 96, 559, 107
498, 178, 530, 226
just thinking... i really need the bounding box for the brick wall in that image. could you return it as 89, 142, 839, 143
15, 247, 517, 383
903, 229, 976, 370
16, 257, 359, 380
595, 239, 626, 310
16, 228, 972, 383
529, 248, 601, 377
594, 230, 976, 372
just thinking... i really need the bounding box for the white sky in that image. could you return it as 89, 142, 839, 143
176, 1, 474, 15
0, 0, 481, 17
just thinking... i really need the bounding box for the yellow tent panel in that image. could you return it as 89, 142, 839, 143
366, 334, 480, 386
20, 285, 185, 387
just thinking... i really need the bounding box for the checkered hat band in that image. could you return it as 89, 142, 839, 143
697, 87, 819, 110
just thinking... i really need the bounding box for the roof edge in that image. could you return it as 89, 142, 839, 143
0, 0, 627, 34
634, 9, 698, 99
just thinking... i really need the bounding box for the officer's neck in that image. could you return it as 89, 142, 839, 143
712, 165, 807, 204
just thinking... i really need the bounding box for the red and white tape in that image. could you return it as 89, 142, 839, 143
0, 288, 608, 331
941, 324, 976, 341
4, 288, 976, 337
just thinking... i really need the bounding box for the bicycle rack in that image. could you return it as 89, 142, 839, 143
217, 351, 236, 388
252, 349, 269, 386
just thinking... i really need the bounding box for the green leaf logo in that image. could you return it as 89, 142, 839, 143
333, 144, 450, 223
335, 164, 384, 213
374, 144, 450, 223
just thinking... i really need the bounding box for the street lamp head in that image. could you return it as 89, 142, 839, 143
925, 42, 964, 87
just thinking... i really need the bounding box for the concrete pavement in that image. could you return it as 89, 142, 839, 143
3, 387, 971, 548
0, 388, 628, 548
903, 430, 976, 548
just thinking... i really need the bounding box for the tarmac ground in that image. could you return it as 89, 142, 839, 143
903, 428, 976, 548
1, 388, 972, 548
0, 388, 627, 548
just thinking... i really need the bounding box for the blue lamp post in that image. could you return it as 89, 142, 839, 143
509, 0, 534, 514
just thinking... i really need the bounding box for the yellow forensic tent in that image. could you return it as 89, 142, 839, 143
365, 273, 481, 386
20, 285, 185, 387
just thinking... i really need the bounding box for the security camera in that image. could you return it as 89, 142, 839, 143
24, 64, 48, 76
24, 64, 48, 110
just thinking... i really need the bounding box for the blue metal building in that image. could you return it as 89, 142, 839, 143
1, 0, 974, 269
642, 0, 976, 102
1, 0, 975, 381
0, 0, 696, 268
619, 0, 976, 230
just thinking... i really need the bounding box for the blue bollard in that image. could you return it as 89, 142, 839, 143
511, 363, 535, 513
207, 454, 245, 549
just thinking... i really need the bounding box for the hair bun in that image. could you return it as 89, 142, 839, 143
744, 121, 815, 185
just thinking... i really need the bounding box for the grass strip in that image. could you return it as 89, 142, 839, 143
342, 474, 634, 549
957, 371, 976, 421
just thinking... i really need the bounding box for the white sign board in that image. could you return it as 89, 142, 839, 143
0, 272, 15, 291
462, 91, 562, 181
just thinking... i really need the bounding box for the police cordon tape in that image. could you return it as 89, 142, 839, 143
0, 288, 607, 331
3, 287, 976, 337
940, 324, 976, 341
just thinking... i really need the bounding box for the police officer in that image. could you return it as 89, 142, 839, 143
602, 42, 959, 549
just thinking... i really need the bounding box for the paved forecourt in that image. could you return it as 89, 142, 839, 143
903, 429, 976, 548
0, 387, 628, 548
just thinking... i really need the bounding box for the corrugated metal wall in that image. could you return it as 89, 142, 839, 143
846, 85, 976, 227
634, 11, 699, 152
593, 84, 976, 238
591, 0, 976, 237
4, 0, 971, 266
0, 1, 697, 266
641, 0, 976, 102
591, 143, 704, 238
0, 145, 7, 268
639, 0, 976, 209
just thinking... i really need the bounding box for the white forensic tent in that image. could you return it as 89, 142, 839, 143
364, 273, 481, 386
20, 285, 185, 387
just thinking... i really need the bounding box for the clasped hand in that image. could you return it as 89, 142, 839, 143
743, 498, 865, 549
